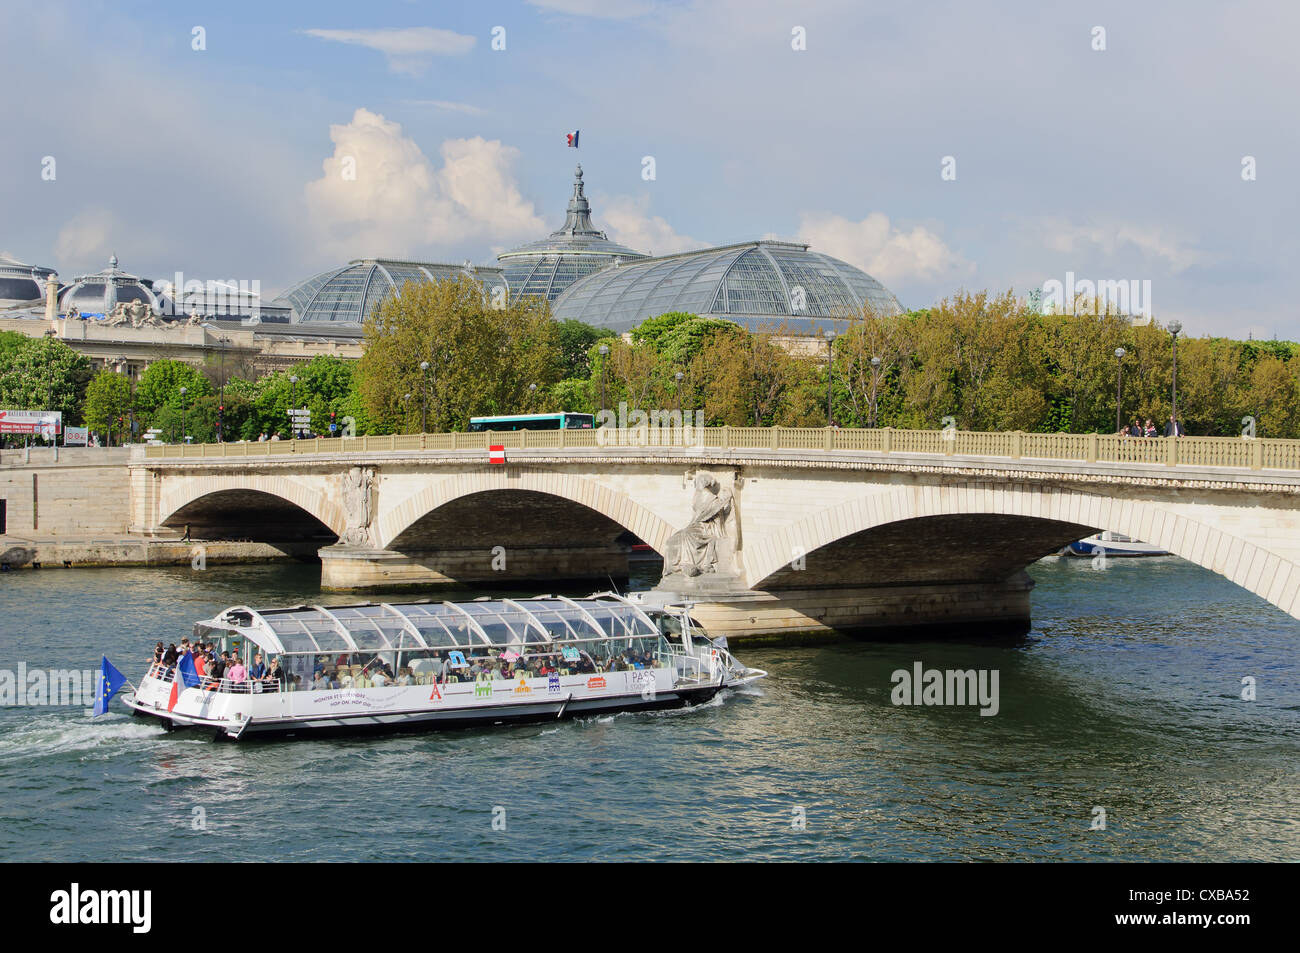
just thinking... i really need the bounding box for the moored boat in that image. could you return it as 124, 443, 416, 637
120, 595, 764, 740
1062, 531, 1170, 558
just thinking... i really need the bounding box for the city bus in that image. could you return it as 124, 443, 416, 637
467, 413, 596, 432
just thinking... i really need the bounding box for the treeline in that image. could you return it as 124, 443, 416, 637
2, 280, 1297, 442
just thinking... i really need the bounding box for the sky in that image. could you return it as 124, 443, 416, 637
1, 0, 1297, 339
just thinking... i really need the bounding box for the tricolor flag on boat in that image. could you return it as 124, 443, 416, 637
168, 653, 201, 711
565, 130, 579, 148
489, 445, 505, 465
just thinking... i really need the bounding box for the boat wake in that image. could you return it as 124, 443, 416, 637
0, 714, 172, 763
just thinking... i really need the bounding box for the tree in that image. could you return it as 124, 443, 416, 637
0, 336, 93, 424
134, 360, 210, 420
555, 319, 616, 379
83, 371, 134, 443
359, 276, 562, 432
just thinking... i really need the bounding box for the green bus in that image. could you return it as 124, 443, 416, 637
467, 413, 596, 432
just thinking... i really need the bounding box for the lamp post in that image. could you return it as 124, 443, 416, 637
528, 382, 538, 411
403, 392, 412, 431
1167, 320, 1182, 434
598, 343, 610, 416
674, 371, 684, 417
869, 355, 882, 428
179, 386, 187, 444
824, 330, 836, 426
1114, 347, 1126, 433
289, 375, 298, 439
419, 360, 430, 433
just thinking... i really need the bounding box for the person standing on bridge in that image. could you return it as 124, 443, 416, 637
1164, 415, 1185, 437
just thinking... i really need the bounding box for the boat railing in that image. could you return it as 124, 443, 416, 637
149, 663, 284, 694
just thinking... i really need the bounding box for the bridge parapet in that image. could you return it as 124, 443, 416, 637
137, 427, 1300, 474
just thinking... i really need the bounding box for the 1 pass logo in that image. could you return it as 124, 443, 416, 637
49, 883, 151, 933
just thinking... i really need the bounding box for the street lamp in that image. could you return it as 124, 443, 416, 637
179, 386, 187, 444
869, 355, 882, 428
528, 382, 538, 411
824, 330, 837, 426
1114, 347, 1126, 433
598, 343, 610, 416
1168, 320, 1182, 434
419, 360, 430, 433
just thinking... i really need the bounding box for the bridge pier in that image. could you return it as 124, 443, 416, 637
655, 573, 1035, 642
319, 543, 632, 592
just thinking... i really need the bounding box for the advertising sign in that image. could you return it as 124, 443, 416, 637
0, 409, 62, 436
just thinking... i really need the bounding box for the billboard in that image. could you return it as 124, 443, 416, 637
0, 410, 63, 436
63, 426, 88, 446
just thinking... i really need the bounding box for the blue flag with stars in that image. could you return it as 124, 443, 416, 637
94, 655, 128, 717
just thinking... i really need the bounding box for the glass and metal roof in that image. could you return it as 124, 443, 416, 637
56, 254, 161, 318
0, 253, 56, 309
198, 597, 661, 655
273, 258, 508, 325
497, 165, 648, 302
551, 240, 904, 334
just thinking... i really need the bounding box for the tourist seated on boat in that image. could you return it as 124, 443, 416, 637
162, 644, 179, 667
337, 668, 353, 688
311, 670, 329, 691
396, 667, 414, 686
374, 658, 396, 682
153, 642, 164, 664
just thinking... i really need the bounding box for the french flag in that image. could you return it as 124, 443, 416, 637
565, 130, 579, 148
168, 653, 201, 712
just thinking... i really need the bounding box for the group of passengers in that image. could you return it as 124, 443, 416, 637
294, 644, 664, 691
153, 639, 291, 692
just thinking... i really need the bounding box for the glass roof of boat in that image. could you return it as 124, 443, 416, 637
198, 596, 661, 656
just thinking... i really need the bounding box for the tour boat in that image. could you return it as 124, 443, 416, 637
1062, 531, 1170, 558
121, 595, 765, 740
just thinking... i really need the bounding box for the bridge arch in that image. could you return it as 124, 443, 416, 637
156, 473, 347, 539
377, 468, 677, 553
744, 481, 1300, 621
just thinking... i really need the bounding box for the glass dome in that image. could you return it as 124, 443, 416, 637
550, 240, 904, 333
0, 253, 56, 309
275, 258, 508, 324
497, 164, 648, 303
57, 254, 160, 317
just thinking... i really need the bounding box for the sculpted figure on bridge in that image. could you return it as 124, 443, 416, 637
662, 473, 733, 578
340, 466, 377, 547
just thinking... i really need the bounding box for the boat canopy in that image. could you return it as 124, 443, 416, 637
193, 596, 663, 657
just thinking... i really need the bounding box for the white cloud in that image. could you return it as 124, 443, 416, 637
304, 108, 546, 259
526, 0, 656, 19
403, 99, 485, 115
599, 194, 705, 257
53, 207, 119, 269
303, 27, 475, 75
796, 211, 972, 286
1035, 219, 1209, 274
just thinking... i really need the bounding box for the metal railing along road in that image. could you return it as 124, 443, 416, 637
140, 427, 1300, 472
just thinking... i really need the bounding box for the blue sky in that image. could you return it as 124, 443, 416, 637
2, 0, 1296, 338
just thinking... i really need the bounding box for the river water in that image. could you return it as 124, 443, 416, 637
1, 556, 1296, 862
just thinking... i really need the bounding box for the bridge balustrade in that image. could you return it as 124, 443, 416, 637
140, 427, 1300, 473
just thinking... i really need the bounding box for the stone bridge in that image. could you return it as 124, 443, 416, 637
129, 428, 1300, 638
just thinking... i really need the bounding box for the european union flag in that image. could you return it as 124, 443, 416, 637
93, 656, 128, 717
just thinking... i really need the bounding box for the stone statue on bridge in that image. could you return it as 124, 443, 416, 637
339, 466, 377, 547
662, 473, 733, 578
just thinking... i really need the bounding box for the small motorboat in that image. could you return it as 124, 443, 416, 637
118, 594, 764, 740
1062, 531, 1169, 558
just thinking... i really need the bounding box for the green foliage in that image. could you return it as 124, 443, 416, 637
0, 336, 93, 423
359, 276, 562, 433
555, 320, 616, 379
134, 360, 210, 420
82, 371, 134, 441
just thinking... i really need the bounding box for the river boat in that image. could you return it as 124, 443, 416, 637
1062, 531, 1170, 558
121, 595, 764, 740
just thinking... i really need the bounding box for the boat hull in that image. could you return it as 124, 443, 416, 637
124, 669, 728, 741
